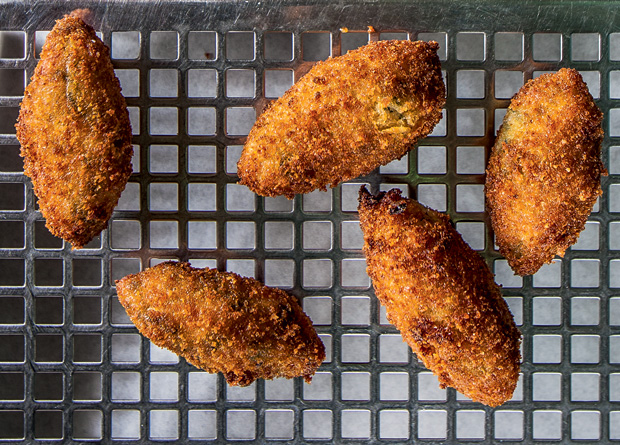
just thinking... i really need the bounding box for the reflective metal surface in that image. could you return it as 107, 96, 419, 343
0, 0, 619, 442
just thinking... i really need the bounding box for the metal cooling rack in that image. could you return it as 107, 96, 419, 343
1, 0, 620, 442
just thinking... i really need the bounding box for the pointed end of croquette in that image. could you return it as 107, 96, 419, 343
426, 40, 440, 52
358, 186, 449, 230
68, 9, 94, 26
358, 186, 385, 210
358, 186, 416, 213
358, 186, 413, 210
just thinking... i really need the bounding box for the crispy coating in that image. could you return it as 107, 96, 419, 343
486, 68, 606, 276
358, 187, 521, 407
238, 40, 445, 198
16, 14, 133, 248
116, 262, 325, 386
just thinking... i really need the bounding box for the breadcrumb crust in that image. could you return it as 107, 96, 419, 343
238, 40, 445, 198
116, 262, 325, 386
16, 14, 133, 248
358, 187, 521, 407
486, 68, 606, 276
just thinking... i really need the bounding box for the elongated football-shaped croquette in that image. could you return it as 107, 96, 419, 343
116, 262, 325, 386
358, 187, 521, 407
486, 68, 606, 276
16, 14, 133, 248
237, 40, 445, 198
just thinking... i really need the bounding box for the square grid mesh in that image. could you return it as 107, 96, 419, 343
1, 0, 619, 442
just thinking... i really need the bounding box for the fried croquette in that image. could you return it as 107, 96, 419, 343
237, 40, 445, 198
486, 68, 606, 276
16, 14, 133, 248
116, 262, 325, 386
358, 187, 521, 407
